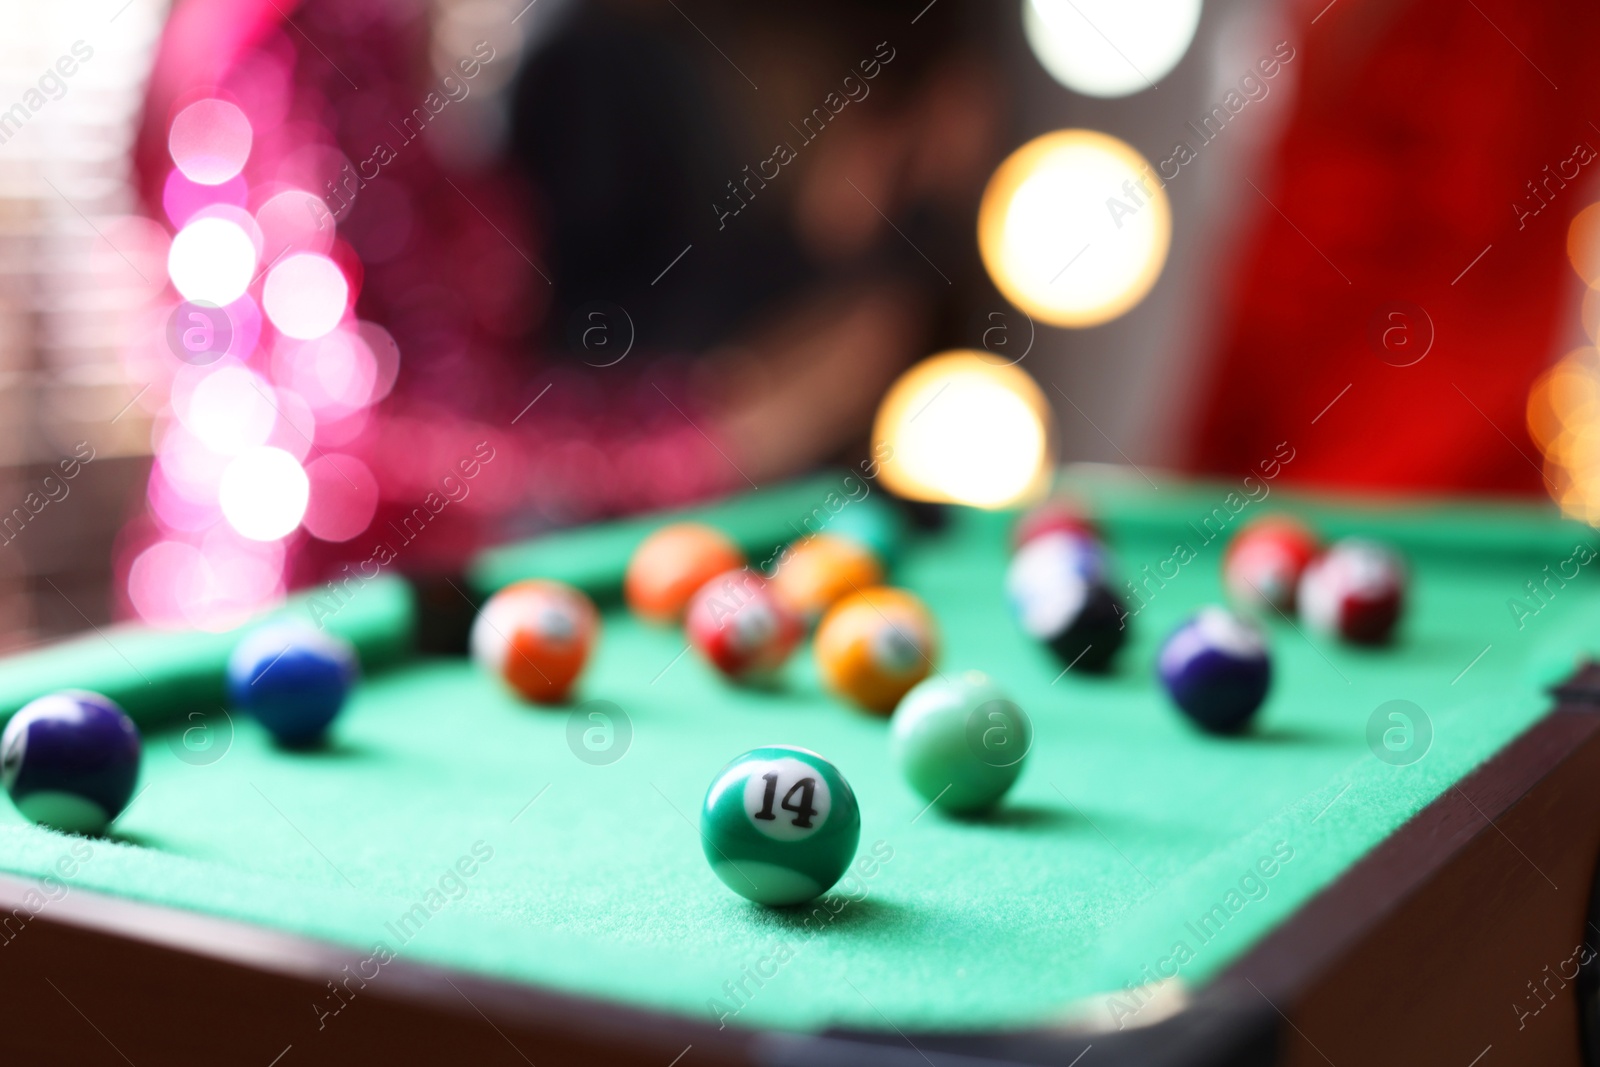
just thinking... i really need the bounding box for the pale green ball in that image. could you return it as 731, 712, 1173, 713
890, 671, 1031, 814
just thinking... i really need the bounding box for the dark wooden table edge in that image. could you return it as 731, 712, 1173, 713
5, 667, 1600, 1065
763, 663, 1600, 1065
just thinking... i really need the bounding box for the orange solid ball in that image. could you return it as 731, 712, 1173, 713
625, 523, 746, 624
771, 535, 884, 625
814, 587, 939, 714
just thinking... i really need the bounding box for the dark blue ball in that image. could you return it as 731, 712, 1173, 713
1, 691, 141, 834
227, 623, 357, 746
1158, 608, 1271, 734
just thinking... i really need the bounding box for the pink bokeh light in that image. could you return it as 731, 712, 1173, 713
127, 533, 287, 631
163, 169, 248, 229
302, 454, 379, 542
146, 464, 224, 533
256, 188, 335, 266
219, 293, 263, 363
264, 387, 317, 460
154, 420, 230, 503
356, 320, 402, 403
272, 330, 376, 416
128, 540, 208, 627
169, 99, 254, 185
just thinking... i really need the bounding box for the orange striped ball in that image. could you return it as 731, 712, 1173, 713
472, 579, 599, 704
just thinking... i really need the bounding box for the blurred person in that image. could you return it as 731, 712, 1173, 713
512, 0, 1003, 485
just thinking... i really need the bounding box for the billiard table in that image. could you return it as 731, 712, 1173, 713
3, 469, 1600, 1066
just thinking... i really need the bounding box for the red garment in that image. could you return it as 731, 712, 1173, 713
1186, 0, 1600, 495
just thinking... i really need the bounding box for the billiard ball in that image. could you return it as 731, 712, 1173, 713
1298, 538, 1406, 645
686, 569, 803, 681
625, 523, 745, 625
890, 671, 1031, 815
1224, 516, 1319, 613
1008, 528, 1107, 585
1, 691, 140, 834
472, 579, 599, 703
1013, 497, 1099, 550
700, 745, 861, 905
228, 622, 358, 746
770, 534, 884, 625
1157, 607, 1272, 734
1005, 534, 1125, 672
814, 587, 939, 713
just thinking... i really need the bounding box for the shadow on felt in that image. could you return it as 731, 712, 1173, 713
1238, 722, 1352, 747
750, 894, 909, 934
270, 735, 377, 760
105, 826, 185, 851
944, 802, 1074, 832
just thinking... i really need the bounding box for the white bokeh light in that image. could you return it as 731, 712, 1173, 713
169, 99, 254, 185
179, 366, 277, 456
1024, 0, 1202, 98
979, 130, 1171, 328
873, 351, 1053, 509
263, 253, 349, 340
219, 446, 309, 541
168, 217, 257, 304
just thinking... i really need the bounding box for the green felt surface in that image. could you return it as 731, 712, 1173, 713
0, 480, 1596, 1034
468, 470, 896, 601
0, 576, 414, 724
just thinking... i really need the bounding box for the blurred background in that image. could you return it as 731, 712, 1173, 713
2, 0, 1596, 647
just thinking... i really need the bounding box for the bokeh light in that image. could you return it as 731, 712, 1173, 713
1569, 203, 1600, 287
189, 203, 265, 258
263, 253, 349, 340
264, 388, 318, 461
1582, 284, 1600, 343
174, 365, 278, 456
128, 540, 209, 627
1538, 206, 1600, 522
1530, 346, 1600, 523
127, 534, 286, 631
256, 189, 336, 265
302, 454, 380, 542
154, 421, 229, 504
273, 330, 378, 415
357, 321, 403, 404
979, 129, 1171, 328
1023, 0, 1202, 98
219, 446, 309, 541
168, 99, 254, 185
147, 468, 224, 533
217, 293, 264, 362
168, 216, 258, 304
872, 350, 1055, 508
127, 53, 406, 627
163, 169, 248, 228
198, 525, 287, 626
